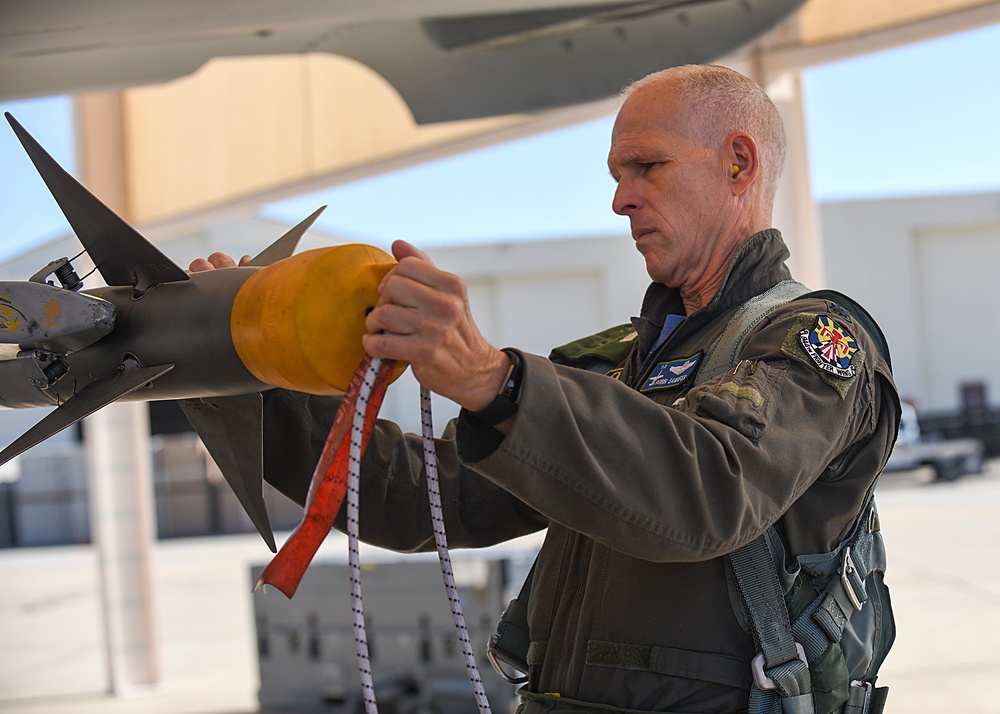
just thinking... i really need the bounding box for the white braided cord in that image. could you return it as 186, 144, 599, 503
345, 359, 493, 714
348, 357, 381, 714
419, 386, 493, 714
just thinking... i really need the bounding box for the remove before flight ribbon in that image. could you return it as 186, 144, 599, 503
253, 355, 396, 598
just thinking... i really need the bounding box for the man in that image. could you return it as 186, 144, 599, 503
195, 65, 899, 713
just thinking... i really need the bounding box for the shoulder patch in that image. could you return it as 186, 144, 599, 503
781, 314, 865, 398
640, 352, 702, 393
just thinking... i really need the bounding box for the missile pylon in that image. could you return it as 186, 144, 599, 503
0, 113, 399, 551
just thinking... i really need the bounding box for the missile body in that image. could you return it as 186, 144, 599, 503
0, 245, 396, 410
1, 267, 259, 408
0, 110, 398, 550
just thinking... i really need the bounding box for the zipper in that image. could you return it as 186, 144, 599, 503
626, 315, 699, 389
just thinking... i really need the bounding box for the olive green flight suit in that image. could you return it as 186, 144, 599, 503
261, 229, 900, 714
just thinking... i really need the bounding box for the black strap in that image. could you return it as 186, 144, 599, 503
486, 561, 534, 682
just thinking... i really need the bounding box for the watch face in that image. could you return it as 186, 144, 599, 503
501, 351, 523, 400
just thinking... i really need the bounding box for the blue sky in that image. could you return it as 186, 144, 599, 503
1, 96, 75, 260
2, 20, 999, 261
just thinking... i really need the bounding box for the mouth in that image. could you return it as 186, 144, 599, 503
631, 227, 653, 242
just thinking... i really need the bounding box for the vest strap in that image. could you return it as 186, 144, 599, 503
730, 535, 814, 713
584, 640, 752, 690
698, 280, 810, 384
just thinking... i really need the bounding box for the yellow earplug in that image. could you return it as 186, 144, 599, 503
732, 164, 740, 177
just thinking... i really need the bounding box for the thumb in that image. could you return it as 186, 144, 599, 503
391, 239, 431, 264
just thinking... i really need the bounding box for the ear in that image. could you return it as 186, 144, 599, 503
725, 132, 758, 196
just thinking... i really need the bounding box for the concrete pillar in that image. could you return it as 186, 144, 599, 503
767, 70, 826, 288
85, 402, 161, 693
728, 20, 826, 289
77, 92, 161, 693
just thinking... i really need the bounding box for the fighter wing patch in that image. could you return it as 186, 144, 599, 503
640, 353, 702, 393
782, 314, 865, 398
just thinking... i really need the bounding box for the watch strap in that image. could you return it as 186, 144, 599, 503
470, 348, 522, 426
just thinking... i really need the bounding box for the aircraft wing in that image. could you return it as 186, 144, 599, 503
0, 0, 806, 122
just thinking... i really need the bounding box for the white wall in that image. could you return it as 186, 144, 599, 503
820, 192, 1000, 413
8, 189, 999, 426
1, 220, 647, 438
376, 234, 649, 432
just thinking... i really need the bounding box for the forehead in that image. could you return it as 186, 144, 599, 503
609, 84, 695, 163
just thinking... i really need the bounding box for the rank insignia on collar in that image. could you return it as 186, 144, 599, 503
799, 315, 858, 378
640, 353, 702, 392
825, 301, 853, 322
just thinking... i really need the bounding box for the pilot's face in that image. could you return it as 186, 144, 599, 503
608, 83, 734, 292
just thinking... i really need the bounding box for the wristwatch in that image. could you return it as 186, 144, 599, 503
470, 348, 523, 426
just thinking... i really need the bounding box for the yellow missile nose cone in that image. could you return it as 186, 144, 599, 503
231, 244, 404, 394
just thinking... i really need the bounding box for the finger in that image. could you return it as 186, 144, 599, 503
382, 241, 438, 293
238, 254, 253, 266
361, 331, 409, 362
207, 252, 239, 269
382, 258, 467, 308
377, 269, 438, 311
188, 258, 215, 273
365, 301, 422, 339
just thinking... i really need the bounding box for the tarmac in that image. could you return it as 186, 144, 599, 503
1, 461, 999, 714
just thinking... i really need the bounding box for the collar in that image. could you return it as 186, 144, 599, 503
631, 229, 793, 356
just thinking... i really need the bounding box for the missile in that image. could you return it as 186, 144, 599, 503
0, 112, 401, 551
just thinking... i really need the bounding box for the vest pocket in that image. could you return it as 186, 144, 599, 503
691, 359, 788, 442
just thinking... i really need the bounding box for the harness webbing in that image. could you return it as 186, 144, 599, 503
730, 537, 813, 714
697, 286, 893, 714
698, 279, 809, 384
698, 283, 821, 714
488, 283, 893, 714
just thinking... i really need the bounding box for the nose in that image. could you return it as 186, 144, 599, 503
612, 179, 637, 216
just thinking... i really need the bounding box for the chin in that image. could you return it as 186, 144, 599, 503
643, 261, 671, 286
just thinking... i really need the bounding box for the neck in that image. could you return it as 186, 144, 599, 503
679, 277, 723, 314
678, 231, 748, 314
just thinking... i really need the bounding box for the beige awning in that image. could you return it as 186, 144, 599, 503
76, 0, 1000, 229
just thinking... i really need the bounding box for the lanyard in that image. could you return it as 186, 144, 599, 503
256, 356, 493, 714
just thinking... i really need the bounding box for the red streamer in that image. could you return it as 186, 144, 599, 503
254, 356, 396, 597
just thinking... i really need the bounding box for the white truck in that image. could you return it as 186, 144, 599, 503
884, 402, 985, 482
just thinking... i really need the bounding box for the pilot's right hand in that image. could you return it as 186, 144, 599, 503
188, 252, 252, 272
363, 240, 513, 423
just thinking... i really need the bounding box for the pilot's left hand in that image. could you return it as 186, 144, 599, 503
188, 253, 252, 272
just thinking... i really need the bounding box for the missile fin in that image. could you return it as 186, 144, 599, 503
180, 393, 276, 552
4, 112, 189, 294
0, 360, 174, 467
247, 206, 327, 267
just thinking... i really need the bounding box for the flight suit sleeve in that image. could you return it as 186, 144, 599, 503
455, 302, 898, 563
261, 388, 548, 552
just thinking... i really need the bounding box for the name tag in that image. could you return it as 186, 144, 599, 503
640, 353, 702, 393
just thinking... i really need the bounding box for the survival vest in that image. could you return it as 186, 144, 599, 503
487, 281, 896, 714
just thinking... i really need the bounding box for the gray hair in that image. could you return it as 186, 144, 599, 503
626, 65, 787, 207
